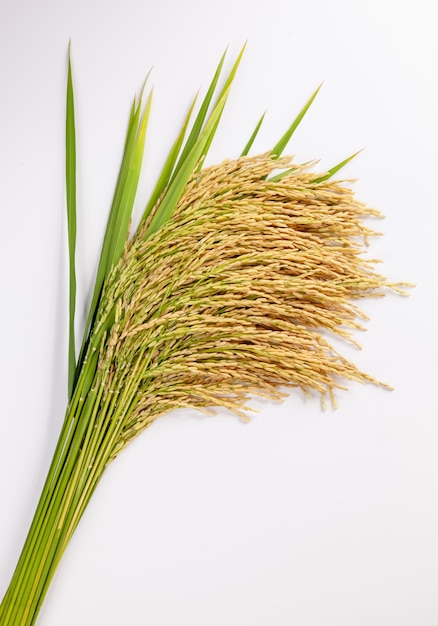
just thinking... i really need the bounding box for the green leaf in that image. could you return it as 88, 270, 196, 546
141, 93, 197, 226
268, 167, 296, 182
106, 90, 153, 269
271, 83, 322, 158
218, 43, 246, 97
169, 49, 227, 184
145, 87, 232, 237
66, 45, 77, 399
74, 86, 152, 388
241, 112, 265, 156
200, 43, 246, 165
311, 150, 362, 184
171, 43, 246, 182
145, 46, 245, 237
267, 160, 315, 182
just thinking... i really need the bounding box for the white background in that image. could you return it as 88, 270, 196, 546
0, 1, 437, 624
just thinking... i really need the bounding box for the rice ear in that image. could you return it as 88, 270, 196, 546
90, 153, 409, 459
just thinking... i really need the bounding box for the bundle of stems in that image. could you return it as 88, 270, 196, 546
0, 47, 408, 626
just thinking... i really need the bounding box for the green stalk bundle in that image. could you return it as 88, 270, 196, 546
0, 47, 409, 626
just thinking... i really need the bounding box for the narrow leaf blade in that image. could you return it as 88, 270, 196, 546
66, 46, 77, 398
108, 90, 153, 265
241, 112, 265, 156
78, 104, 139, 344
268, 167, 296, 182
141, 93, 197, 225
170, 49, 227, 183
145, 47, 244, 237
199, 43, 246, 164
172, 43, 246, 182
146, 88, 231, 236
75, 86, 151, 386
271, 83, 322, 158
312, 150, 362, 184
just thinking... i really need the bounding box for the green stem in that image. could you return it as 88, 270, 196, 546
0, 344, 142, 626
0, 352, 103, 626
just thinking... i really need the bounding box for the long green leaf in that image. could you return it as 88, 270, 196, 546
171, 44, 246, 183
146, 88, 232, 237
169, 50, 227, 184
267, 160, 315, 182
199, 43, 246, 166
74, 87, 152, 388
271, 83, 322, 158
66, 47, 77, 399
141, 47, 240, 228
268, 167, 296, 182
106, 90, 153, 270
74, 102, 139, 381
217, 43, 246, 101
141, 93, 197, 226
241, 112, 265, 156
99, 101, 142, 277
311, 150, 362, 184
145, 46, 245, 237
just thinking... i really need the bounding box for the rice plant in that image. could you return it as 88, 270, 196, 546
0, 46, 409, 626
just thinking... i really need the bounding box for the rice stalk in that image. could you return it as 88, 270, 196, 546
0, 51, 411, 626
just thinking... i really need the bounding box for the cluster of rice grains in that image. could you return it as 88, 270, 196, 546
92, 154, 407, 460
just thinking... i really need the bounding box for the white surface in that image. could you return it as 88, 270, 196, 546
0, 1, 437, 624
